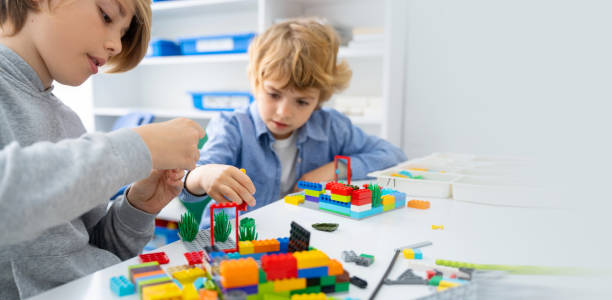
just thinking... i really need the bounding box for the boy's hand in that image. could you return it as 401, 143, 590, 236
185, 164, 256, 207
293, 162, 335, 192
126, 169, 184, 214
132, 118, 205, 170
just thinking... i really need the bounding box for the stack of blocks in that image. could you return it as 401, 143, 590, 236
219, 249, 350, 298
292, 181, 406, 219
127, 261, 180, 299
297, 181, 324, 203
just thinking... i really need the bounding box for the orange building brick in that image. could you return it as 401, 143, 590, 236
219, 258, 258, 288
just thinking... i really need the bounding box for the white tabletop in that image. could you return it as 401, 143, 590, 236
29, 189, 594, 300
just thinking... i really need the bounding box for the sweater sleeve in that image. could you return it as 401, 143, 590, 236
0, 128, 152, 247
329, 110, 407, 179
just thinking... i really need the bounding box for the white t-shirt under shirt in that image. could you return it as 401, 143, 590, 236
271, 132, 298, 196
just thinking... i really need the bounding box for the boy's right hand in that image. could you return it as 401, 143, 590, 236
132, 118, 205, 170
185, 164, 256, 207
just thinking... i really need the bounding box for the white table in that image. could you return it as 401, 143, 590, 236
29, 191, 594, 300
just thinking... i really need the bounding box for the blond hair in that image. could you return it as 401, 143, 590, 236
0, 0, 151, 73
248, 18, 352, 103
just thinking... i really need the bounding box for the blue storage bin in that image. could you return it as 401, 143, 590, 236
148, 39, 181, 57
189, 91, 254, 111
179, 33, 256, 55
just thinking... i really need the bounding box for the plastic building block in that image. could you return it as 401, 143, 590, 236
251, 239, 281, 253
200, 289, 219, 300
311, 223, 338, 232
110, 275, 135, 297
239, 241, 254, 255
407, 199, 430, 209
260, 253, 298, 281
403, 248, 414, 259
305, 189, 323, 197
141, 282, 181, 300
349, 203, 372, 212
318, 202, 351, 216
320, 275, 336, 286
220, 257, 259, 288
139, 252, 170, 264
291, 292, 327, 300
179, 211, 199, 242
184, 251, 205, 265
128, 262, 161, 282
239, 217, 258, 241
297, 266, 329, 278
435, 259, 576, 275
350, 189, 372, 206
292, 250, 329, 269
349, 276, 367, 289
336, 270, 350, 283
432, 225, 444, 230
381, 195, 395, 206
297, 181, 323, 191
330, 193, 350, 202
360, 254, 375, 263
330, 185, 352, 196
305, 195, 319, 202
327, 259, 343, 276
288, 222, 310, 253
342, 250, 373, 266
277, 237, 289, 252
383, 269, 427, 285
285, 194, 305, 205
273, 278, 306, 292
172, 267, 206, 300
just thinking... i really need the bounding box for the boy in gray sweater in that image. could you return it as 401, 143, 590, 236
0, 0, 209, 298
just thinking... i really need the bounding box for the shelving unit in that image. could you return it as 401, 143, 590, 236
75, 0, 405, 143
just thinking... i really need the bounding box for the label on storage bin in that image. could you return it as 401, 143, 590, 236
196, 38, 234, 52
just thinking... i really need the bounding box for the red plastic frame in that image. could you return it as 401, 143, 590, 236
210, 202, 246, 253
334, 155, 351, 185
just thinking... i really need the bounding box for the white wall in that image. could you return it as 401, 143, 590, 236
401, 0, 612, 159
400, 0, 612, 280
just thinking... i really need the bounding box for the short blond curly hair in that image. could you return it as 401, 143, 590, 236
0, 0, 151, 73
248, 18, 352, 103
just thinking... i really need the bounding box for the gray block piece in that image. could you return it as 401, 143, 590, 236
384, 269, 427, 285
342, 250, 374, 267
183, 229, 236, 253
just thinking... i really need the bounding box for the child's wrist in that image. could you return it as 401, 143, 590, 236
184, 169, 206, 196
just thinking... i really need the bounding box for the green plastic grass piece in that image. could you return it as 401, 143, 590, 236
311, 223, 339, 232
367, 183, 382, 207
178, 211, 198, 242
239, 217, 258, 241
213, 210, 232, 242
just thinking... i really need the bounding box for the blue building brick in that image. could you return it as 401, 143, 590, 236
110, 275, 135, 297
297, 266, 329, 278
277, 237, 289, 253
297, 181, 323, 191
223, 284, 258, 295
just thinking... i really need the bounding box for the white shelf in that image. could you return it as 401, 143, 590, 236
138, 47, 382, 66
94, 107, 220, 119
152, 0, 257, 17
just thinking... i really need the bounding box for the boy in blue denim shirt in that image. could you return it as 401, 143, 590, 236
181, 18, 407, 220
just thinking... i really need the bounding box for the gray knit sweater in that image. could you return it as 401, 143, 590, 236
0, 43, 154, 299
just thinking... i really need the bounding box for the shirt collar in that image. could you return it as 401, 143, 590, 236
248, 102, 328, 145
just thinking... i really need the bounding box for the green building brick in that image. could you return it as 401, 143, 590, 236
334, 282, 349, 292
321, 275, 336, 286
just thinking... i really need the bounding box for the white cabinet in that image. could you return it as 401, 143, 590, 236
87, 0, 404, 145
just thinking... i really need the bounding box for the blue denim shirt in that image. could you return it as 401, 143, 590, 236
180, 102, 407, 220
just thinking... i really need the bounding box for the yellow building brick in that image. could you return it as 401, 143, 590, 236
284, 194, 305, 205
273, 278, 306, 292
402, 248, 414, 259
239, 241, 254, 255
381, 195, 395, 205
292, 250, 329, 269
141, 282, 181, 300
291, 292, 327, 300
304, 190, 322, 197
330, 194, 351, 203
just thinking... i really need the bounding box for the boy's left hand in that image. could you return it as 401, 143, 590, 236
126, 169, 184, 214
